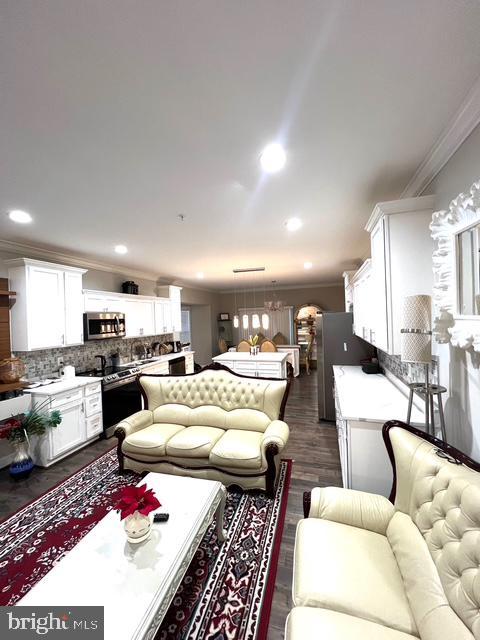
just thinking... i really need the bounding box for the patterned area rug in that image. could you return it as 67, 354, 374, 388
0, 448, 291, 640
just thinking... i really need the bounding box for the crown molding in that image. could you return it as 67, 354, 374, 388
0, 238, 161, 281
401, 73, 480, 197
365, 194, 435, 232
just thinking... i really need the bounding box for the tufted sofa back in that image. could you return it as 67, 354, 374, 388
389, 426, 480, 639
138, 367, 288, 432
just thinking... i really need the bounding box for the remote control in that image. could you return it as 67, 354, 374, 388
153, 513, 170, 523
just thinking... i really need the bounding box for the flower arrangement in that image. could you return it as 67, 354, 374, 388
116, 484, 161, 520
0, 398, 62, 443
248, 334, 260, 347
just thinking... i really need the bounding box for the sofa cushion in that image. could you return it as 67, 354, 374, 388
286, 607, 417, 640
387, 511, 473, 640
123, 423, 185, 457
209, 430, 263, 469
165, 426, 224, 458
293, 518, 417, 636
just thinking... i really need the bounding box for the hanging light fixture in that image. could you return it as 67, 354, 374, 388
252, 269, 260, 329
242, 313, 249, 329
233, 270, 239, 328
264, 280, 285, 311
233, 267, 266, 335
262, 312, 269, 329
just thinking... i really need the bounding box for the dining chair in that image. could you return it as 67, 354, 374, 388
237, 340, 251, 352
272, 332, 287, 345
260, 339, 278, 352
305, 333, 315, 375
218, 337, 228, 354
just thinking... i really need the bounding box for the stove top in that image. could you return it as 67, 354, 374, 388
77, 364, 141, 383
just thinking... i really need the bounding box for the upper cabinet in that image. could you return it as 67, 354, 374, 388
125, 298, 155, 338
7, 259, 87, 351
352, 195, 435, 356
157, 285, 182, 332
84, 291, 125, 313
154, 299, 173, 334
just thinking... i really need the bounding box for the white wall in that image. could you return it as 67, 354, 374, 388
424, 122, 480, 459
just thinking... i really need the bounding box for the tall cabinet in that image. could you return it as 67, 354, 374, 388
352, 195, 434, 355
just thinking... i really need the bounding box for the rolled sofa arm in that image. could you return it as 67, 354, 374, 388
114, 410, 154, 439
262, 420, 289, 450
306, 486, 395, 536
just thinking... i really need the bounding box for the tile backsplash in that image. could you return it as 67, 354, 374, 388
378, 350, 438, 386
14, 334, 173, 379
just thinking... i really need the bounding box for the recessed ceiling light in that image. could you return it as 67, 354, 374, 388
114, 244, 128, 255
260, 143, 286, 174
8, 209, 32, 224
196, 272, 204, 279
304, 261, 313, 269
285, 217, 303, 232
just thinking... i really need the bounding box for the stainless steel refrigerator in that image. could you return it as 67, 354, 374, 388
317, 312, 374, 421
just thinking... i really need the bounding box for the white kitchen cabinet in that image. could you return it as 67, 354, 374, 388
84, 291, 125, 314
28, 379, 103, 467
7, 258, 87, 351
349, 195, 435, 355
212, 352, 288, 378
154, 299, 173, 334
125, 299, 155, 338
334, 366, 425, 497
342, 270, 356, 313
352, 259, 373, 343
157, 285, 182, 332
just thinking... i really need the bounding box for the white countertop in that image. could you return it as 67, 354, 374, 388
25, 376, 103, 396
213, 351, 288, 363
25, 350, 195, 396
333, 365, 425, 425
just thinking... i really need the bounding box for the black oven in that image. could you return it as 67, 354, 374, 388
102, 373, 142, 436
83, 312, 126, 340
169, 356, 186, 375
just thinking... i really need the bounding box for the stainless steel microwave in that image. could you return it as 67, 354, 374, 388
83, 312, 126, 340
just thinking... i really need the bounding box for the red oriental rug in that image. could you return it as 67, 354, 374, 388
0, 448, 291, 640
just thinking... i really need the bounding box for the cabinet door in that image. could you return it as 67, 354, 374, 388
370, 219, 389, 351
84, 293, 124, 313
154, 300, 172, 334
27, 265, 65, 349
125, 299, 155, 337
50, 400, 84, 458
64, 271, 84, 346
170, 287, 182, 332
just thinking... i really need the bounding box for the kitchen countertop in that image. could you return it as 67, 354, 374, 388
24, 376, 103, 396
25, 350, 195, 396
333, 365, 425, 425
213, 351, 288, 363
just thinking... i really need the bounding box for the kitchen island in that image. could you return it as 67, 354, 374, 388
212, 351, 288, 378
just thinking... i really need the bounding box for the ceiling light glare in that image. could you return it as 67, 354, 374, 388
196, 272, 204, 279
304, 261, 313, 270
260, 143, 286, 174
114, 244, 128, 254
8, 209, 32, 224
285, 217, 302, 232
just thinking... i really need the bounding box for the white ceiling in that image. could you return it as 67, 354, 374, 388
1, 0, 480, 289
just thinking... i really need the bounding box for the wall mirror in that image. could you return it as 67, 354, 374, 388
457, 223, 480, 315
431, 179, 480, 350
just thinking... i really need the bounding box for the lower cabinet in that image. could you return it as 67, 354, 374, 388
185, 352, 194, 374
29, 381, 103, 467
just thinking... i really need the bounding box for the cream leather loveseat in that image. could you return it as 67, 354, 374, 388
115, 363, 290, 495
287, 420, 480, 640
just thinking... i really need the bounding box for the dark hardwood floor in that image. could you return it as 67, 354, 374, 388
0, 370, 341, 640
267, 370, 342, 639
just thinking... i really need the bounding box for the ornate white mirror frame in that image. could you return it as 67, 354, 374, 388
431, 179, 480, 350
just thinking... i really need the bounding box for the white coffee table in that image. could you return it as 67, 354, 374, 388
19, 473, 227, 640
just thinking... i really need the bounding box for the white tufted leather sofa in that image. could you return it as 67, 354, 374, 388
114, 364, 290, 495
286, 421, 480, 640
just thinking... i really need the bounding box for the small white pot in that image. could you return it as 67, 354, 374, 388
123, 511, 152, 544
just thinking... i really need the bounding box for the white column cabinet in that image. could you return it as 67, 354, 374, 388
157, 285, 182, 333
7, 258, 87, 351
154, 299, 173, 334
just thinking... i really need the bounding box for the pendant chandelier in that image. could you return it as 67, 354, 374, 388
264, 280, 285, 312
232, 267, 270, 331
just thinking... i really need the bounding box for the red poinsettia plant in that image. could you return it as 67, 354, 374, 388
116, 484, 161, 520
